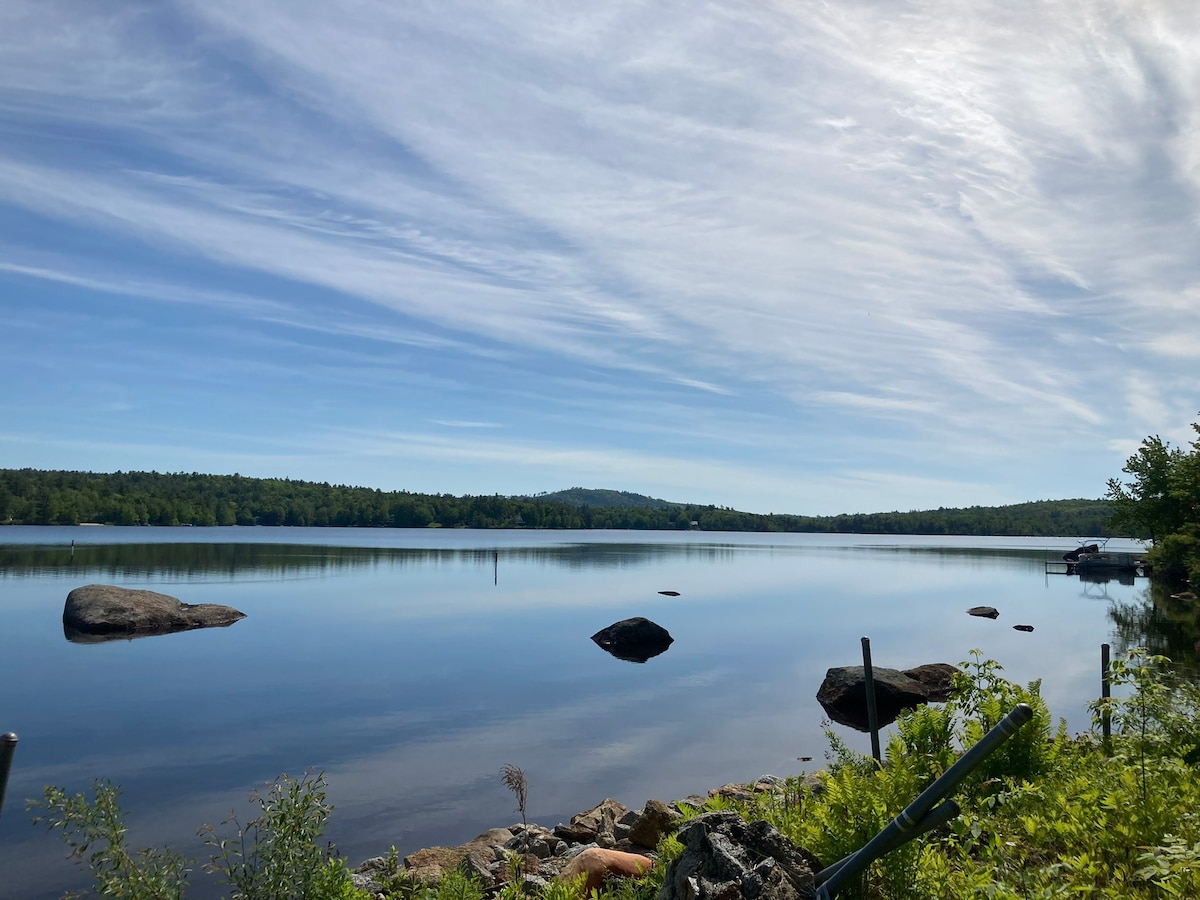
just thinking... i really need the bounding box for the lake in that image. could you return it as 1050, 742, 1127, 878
0, 527, 1170, 898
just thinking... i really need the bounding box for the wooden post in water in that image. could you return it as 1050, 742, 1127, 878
1101, 643, 1111, 743
861, 636, 881, 762
0, 732, 17, 819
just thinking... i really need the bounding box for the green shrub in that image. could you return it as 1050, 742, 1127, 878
200, 770, 363, 900
32, 771, 371, 900
739, 650, 1200, 899
30, 780, 191, 900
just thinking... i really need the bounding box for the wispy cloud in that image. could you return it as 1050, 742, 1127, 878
1, 1, 1197, 511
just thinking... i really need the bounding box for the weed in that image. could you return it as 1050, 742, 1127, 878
501, 764, 529, 852
200, 770, 358, 900
30, 780, 191, 900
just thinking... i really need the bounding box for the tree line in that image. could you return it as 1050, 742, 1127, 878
0, 468, 1115, 536
1107, 416, 1200, 586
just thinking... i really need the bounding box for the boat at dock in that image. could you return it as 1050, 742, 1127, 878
1045, 538, 1151, 582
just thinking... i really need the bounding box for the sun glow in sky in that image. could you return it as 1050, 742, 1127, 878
2, 1, 1198, 515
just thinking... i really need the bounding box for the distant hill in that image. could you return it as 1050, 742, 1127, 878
523, 487, 680, 509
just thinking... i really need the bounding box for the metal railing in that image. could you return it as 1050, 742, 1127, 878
814, 703, 1033, 898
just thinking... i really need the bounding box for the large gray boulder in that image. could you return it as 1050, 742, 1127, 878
591, 618, 674, 663
63, 584, 246, 641
658, 811, 818, 900
816, 663, 957, 731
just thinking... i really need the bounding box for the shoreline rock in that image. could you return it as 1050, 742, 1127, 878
354, 776, 821, 899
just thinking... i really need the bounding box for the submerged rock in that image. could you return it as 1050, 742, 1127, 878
63, 584, 245, 641
967, 606, 1000, 619
591, 617, 673, 663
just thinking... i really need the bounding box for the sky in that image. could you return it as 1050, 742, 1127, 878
1, 1, 1198, 516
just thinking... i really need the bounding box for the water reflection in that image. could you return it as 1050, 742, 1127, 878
1108, 584, 1200, 672
0, 541, 745, 579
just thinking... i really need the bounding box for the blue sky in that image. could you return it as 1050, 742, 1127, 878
2, 1, 1198, 516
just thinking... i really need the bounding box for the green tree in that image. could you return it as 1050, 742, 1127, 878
1107, 435, 1187, 541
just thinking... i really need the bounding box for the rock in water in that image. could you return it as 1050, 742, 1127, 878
63, 584, 246, 641
816, 664, 957, 730
591, 617, 673, 663
901, 663, 958, 701
967, 606, 1000, 619
659, 811, 818, 900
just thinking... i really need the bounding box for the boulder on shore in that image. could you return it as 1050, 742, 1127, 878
591, 617, 673, 663
559, 848, 652, 894
816, 663, 957, 731
659, 811, 819, 900
63, 584, 246, 641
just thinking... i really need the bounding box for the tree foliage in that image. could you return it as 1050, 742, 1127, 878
0, 468, 1112, 536
1107, 418, 1200, 585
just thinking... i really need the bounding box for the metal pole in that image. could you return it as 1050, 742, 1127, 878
815, 703, 1033, 898
1101, 643, 1111, 743
0, 732, 17, 819
861, 637, 881, 763
815, 798, 959, 887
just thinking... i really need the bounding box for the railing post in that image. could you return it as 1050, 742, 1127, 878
0, 732, 17, 819
1101, 643, 1111, 743
861, 637, 881, 763
815, 704, 1033, 898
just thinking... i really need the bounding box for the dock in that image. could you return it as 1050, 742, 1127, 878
1045, 550, 1150, 581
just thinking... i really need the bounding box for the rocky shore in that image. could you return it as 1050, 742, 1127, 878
350, 775, 826, 898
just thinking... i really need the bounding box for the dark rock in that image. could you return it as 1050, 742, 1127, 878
658, 591, 681, 596
901, 663, 958, 702
817, 664, 955, 731
618, 809, 641, 828
591, 618, 673, 663
628, 798, 679, 849
1013, 624, 1035, 633
63, 584, 245, 640
659, 811, 818, 900
554, 799, 630, 843
505, 824, 556, 857
967, 606, 1000, 619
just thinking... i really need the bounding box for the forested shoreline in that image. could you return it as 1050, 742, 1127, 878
0, 468, 1115, 536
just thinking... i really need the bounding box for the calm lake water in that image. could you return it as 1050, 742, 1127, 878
0, 527, 1172, 898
